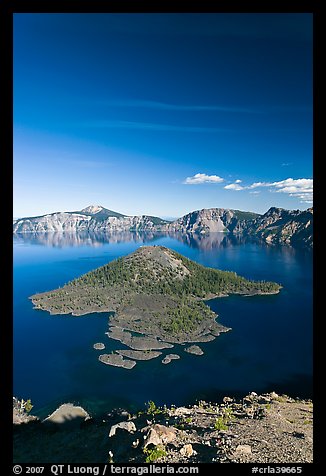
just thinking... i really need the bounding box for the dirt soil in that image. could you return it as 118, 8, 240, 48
13, 392, 313, 464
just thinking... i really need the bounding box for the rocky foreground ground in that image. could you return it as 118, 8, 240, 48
13, 392, 313, 464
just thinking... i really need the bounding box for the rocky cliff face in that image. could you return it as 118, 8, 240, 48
13, 206, 169, 233
167, 208, 259, 234
167, 206, 313, 247
13, 205, 313, 247
245, 207, 313, 247
13, 212, 93, 233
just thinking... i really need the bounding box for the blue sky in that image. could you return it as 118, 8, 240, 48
14, 13, 313, 218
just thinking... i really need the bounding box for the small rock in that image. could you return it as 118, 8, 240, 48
223, 396, 233, 403
174, 407, 192, 416
245, 407, 255, 418
243, 397, 252, 404
250, 392, 258, 397
180, 444, 194, 457
270, 391, 279, 400
234, 445, 252, 455
292, 431, 305, 439
219, 431, 238, 438
143, 424, 177, 448
258, 396, 271, 404
254, 408, 267, 419
132, 439, 139, 448
109, 421, 136, 437
233, 410, 248, 418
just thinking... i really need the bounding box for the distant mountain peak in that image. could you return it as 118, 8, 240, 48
80, 205, 105, 215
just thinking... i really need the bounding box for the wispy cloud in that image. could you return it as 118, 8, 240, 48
84, 120, 227, 133
103, 99, 259, 114
224, 183, 244, 191
247, 181, 272, 189
224, 177, 313, 204
183, 173, 224, 185
281, 162, 293, 167
96, 99, 310, 115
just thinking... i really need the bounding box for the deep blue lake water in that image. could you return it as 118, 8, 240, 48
13, 232, 313, 418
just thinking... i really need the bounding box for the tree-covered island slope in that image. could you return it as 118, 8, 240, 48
30, 246, 281, 355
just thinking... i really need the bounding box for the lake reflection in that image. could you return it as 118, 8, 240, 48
14, 230, 277, 251
13, 230, 163, 248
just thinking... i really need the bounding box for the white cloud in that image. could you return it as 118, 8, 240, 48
235, 179, 242, 183
183, 173, 224, 185
223, 176, 313, 203
248, 181, 272, 189
249, 191, 261, 194
271, 178, 312, 190
250, 178, 313, 203
224, 183, 244, 191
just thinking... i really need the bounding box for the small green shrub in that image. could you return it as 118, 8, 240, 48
198, 400, 206, 409
214, 417, 228, 431
222, 407, 234, 422
20, 398, 33, 413
275, 395, 287, 403
143, 445, 167, 462
146, 400, 164, 416
23, 399, 33, 413
145, 400, 168, 417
